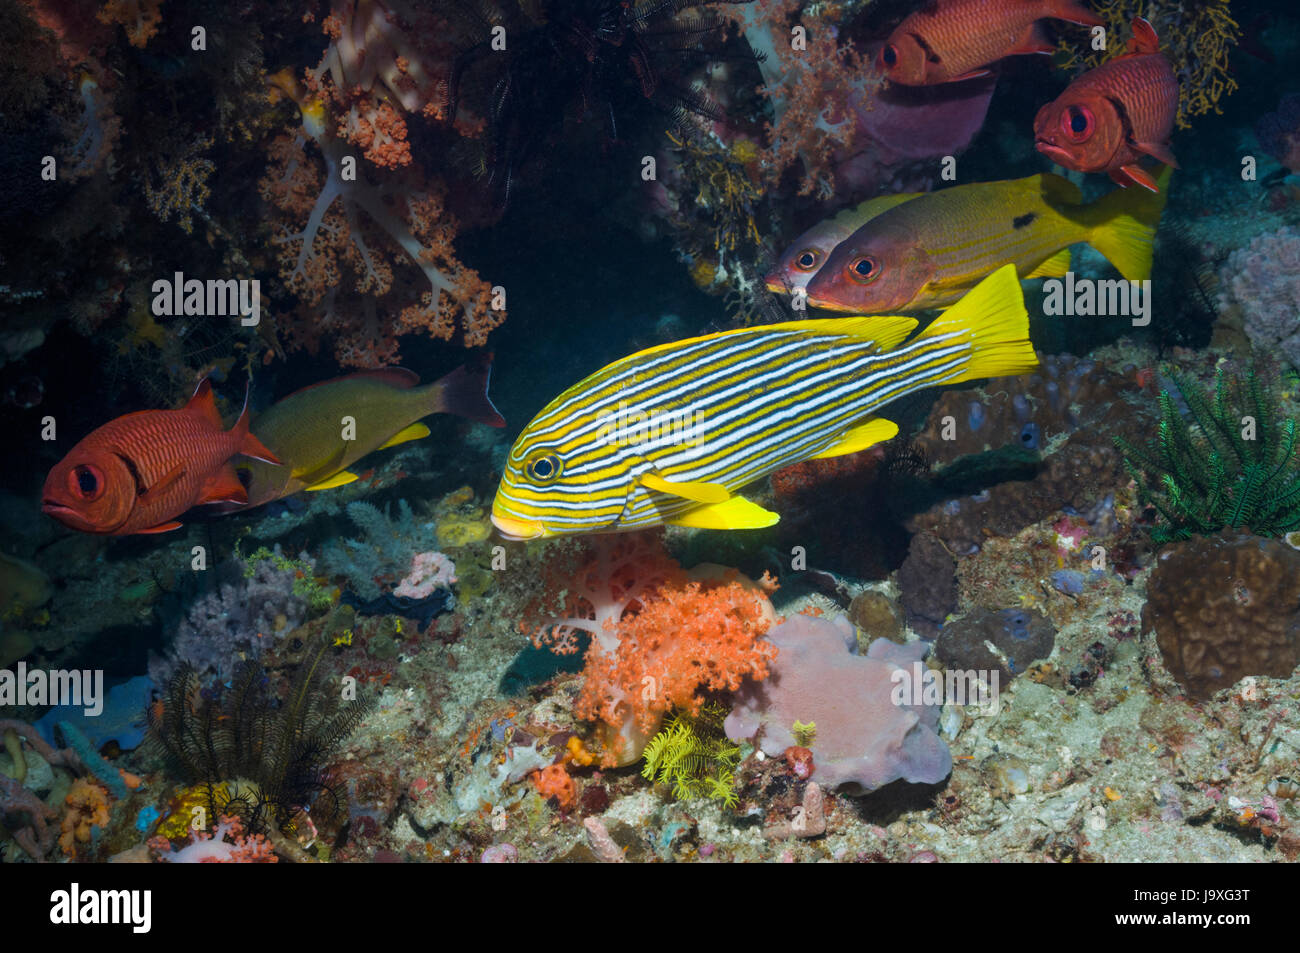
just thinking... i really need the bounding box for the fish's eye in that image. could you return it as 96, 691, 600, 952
794, 249, 820, 272
1062, 105, 1093, 142
849, 256, 880, 284
525, 454, 562, 484
70, 464, 103, 500
881, 44, 898, 68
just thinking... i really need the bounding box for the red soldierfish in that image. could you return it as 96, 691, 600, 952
877, 0, 1103, 85
41, 380, 280, 535
1033, 18, 1179, 192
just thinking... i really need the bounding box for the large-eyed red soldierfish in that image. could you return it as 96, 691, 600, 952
41, 380, 280, 535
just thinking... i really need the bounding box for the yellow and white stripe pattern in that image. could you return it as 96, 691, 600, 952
492, 265, 1037, 539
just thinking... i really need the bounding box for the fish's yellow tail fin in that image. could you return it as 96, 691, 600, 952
1084, 165, 1171, 281
916, 265, 1038, 383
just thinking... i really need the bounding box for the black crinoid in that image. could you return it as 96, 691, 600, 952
443, 0, 756, 206
147, 635, 375, 836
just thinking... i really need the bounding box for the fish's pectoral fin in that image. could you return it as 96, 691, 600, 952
947, 68, 994, 81
1133, 142, 1178, 168
667, 495, 779, 530
378, 422, 431, 450
197, 465, 249, 505
809, 418, 899, 460
290, 443, 349, 485
138, 463, 185, 505
137, 520, 183, 534
1115, 164, 1160, 192
305, 471, 359, 491
1024, 248, 1072, 279
639, 470, 731, 504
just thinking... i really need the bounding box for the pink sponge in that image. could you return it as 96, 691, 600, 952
724, 614, 951, 795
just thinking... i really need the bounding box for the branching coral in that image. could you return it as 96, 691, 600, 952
260, 83, 504, 365
1055, 0, 1239, 129
143, 134, 214, 234
530, 534, 777, 767
1116, 366, 1300, 543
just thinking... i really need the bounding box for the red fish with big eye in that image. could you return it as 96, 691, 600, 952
877, 0, 1102, 86
41, 379, 280, 535
1033, 18, 1179, 192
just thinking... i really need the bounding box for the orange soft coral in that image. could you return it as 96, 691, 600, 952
531, 763, 578, 810
59, 778, 111, 858
97, 0, 164, 48
532, 535, 778, 767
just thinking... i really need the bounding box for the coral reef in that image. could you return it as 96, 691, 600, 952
724, 613, 951, 794
529, 535, 777, 766
260, 83, 503, 366
1255, 94, 1300, 175
896, 532, 957, 637
935, 607, 1057, 682
1218, 227, 1300, 370
1143, 532, 1300, 701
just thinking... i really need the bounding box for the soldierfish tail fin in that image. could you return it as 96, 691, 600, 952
1084, 164, 1172, 281
1043, 0, 1104, 28
1127, 17, 1159, 54
231, 384, 282, 464
915, 265, 1038, 384
426, 359, 506, 427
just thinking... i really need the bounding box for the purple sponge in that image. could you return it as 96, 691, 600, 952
725, 614, 952, 795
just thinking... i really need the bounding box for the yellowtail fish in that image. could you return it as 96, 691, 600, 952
491, 265, 1035, 539
805, 168, 1170, 314
227, 364, 504, 511
764, 192, 922, 295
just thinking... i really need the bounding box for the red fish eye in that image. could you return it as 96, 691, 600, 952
69, 464, 103, 500
1061, 105, 1093, 142
794, 249, 820, 271
881, 45, 898, 68
849, 256, 880, 284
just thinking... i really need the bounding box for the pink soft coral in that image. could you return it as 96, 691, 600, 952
532, 535, 778, 766
149, 815, 278, 863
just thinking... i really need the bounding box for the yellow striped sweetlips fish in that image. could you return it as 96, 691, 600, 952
805, 168, 1170, 314
491, 265, 1036, 539
764, 192, 921, 296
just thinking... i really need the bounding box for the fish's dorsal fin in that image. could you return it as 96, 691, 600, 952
668, 495, 780, 530
640, 471, 731, 504
281, 367, 420, 402
837, 192, 922, 226
809, 417, 899, 460
1034, 173, 1084, 207
185, 378, 223, 428
762, 315, 918, 351
305, 471, 359, 491
1024, 248, 1072, 279
1126, 17, 1159, 55
378, 422, 431, 450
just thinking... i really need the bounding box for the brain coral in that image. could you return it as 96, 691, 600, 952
724, 614, 952, 795
1143, 533, 1300, 701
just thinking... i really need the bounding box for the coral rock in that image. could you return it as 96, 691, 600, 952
1143, 533, 1300, 701
935, 608, 1056, 683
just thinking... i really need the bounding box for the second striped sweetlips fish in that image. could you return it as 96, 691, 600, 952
764, 192, 922, 296
491, 265, 1036, 540
227, 363, 505, 510
804, 168, 1170, 315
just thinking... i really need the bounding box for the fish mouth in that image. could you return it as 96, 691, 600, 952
1035, 139, 1072, 163
41, 499, 74, 517
804, 294, 857, 313
762, 273, 789, 294
490, 512, 545, 541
